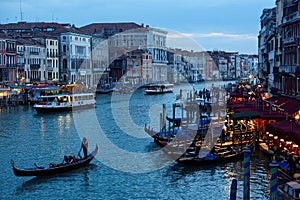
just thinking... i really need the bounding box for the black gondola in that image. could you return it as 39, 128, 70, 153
177, 148, 243, 165
11, 145, 98, 177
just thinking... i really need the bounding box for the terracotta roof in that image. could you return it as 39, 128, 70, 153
16, 38, 44, 46
79, 22, 141, 36
0, 22, 85, 35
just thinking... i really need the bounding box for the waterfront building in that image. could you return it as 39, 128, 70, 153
107, 25, 168, 83
90, 37, 109, 87
60, 32, 92, 86
79, 22, 141, 87
33, 36, 60, 83
258, 0, 300, 97
227, 53, 239, 79
167, 49, 185, 83
218, 56, 228, 80
0, 33, 17, 82
258, 7, 278, 93
182, 51, 206, 82
16, 38, 46, 83
280, 0, 300, 96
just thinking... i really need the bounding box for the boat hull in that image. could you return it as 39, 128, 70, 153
34, 104, 94, 113
145, 90, 173, 95
177, 152, 242, 165
96, 89, 114, 94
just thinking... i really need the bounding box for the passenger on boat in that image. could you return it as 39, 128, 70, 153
288, 154, 297, 175
63, 155, 69, 164
79, 137, 88, 159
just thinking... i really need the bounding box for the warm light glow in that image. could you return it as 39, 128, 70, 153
274, 136, 278, 140
269, 134, 273, 137
286, 141, 292, 145
280, 139, 285, 142
293, 144, 299, 148
295, 115, 300, 121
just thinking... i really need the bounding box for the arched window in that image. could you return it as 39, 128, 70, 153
63, 59, 67, 69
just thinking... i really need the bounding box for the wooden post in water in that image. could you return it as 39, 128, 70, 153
243, 147, 251, 200
230, 178, 237, 200
269, 161, 279, 200
162, 104, 166, 133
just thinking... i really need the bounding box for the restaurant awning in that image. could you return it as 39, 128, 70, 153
229, 111, 260, 120
265, 96, 300, 115
266, 120, 300, 144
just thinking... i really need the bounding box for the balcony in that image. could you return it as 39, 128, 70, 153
6, 64, 17, 68
283, 11, 300, 24
30, 64, 40, 70
279, 65, 297, 74
6, 48, 16, 53
30, 51, 39, 55
283, 37, 295, 44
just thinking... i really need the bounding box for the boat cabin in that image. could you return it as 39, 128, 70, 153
145, 83, 174, 94
278, 181, 300, 199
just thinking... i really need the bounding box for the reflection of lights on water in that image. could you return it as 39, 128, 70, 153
57, 114, 72, 135
40, 116, 45, 137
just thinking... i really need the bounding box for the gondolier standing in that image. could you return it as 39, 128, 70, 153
79, 137, 88, 159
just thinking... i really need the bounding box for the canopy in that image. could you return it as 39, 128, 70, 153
266, 120, 300, 144
229, 111, 260, 120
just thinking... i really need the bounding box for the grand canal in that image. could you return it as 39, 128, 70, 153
0, 81, 279, 199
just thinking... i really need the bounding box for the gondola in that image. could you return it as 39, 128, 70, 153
95, 88, 114, 94
11, 145, 98, 177
177, 148, 243, 165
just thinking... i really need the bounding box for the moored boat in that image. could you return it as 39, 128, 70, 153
145, 83, 174, 94
96, 88, 114, 94
177, 147, 243, 165
33, 93, 95, 113
11, 145, 98, 177
277, 180, 300, 199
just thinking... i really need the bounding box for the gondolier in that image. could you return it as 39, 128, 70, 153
79, 137, 88, 159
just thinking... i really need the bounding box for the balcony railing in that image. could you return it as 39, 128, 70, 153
6, 64, 17, 68
279, 65, 297, 74
30, 51, 39, 55
30, 64, 40, 69
283, 37, 295, 44
283, 11, 300, 23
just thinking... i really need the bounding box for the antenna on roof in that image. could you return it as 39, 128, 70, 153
19, 0, 23, 22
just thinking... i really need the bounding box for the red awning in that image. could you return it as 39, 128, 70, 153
266, 120, 300, 144
233, 107, 286, 120
280, 98, 300, 114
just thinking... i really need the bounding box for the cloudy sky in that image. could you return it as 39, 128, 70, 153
1, 0, 275, 54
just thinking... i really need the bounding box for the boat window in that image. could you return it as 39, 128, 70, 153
283, 185, 288, 192
295, 190, 300, 198
288, 187, 294, 197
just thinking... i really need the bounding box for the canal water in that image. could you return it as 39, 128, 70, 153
0, 82, 279, 199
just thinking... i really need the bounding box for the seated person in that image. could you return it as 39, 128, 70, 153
62, 155, 69, 164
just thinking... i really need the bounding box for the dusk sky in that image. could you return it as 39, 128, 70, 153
1, 0, 276, 54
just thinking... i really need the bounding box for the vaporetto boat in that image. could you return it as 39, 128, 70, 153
33, 93, 95, 113
144, 83, 174, 94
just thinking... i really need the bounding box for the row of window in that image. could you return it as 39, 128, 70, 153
46, 40, 58, 46
0, 41, 16, 51
0, 55, 16, 65
62, 36, 90, 43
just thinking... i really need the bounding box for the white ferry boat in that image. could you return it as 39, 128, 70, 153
145, 83, 174, 95
33, 93, 95, 113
